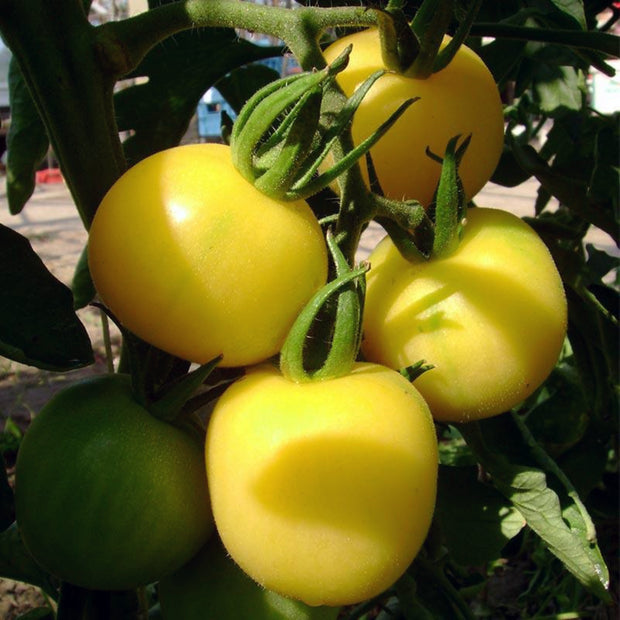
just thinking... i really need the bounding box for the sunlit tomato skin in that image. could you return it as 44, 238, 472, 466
15, 374, 213, 590
88, 143, 328, 367
362, 208, 568, 423
205, 362, 438, 607
323, 29, 504, 206
159, 536, 340, 620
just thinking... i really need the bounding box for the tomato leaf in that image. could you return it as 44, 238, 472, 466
215, 63, 281, 114
458, 416, 611, 602
532, 63, 583, 116
547, 0, 587, 30
509, 137, 619, 243
435, 465, 525, 566
71, 243, 96, 310
0, 224, 93, 371
115, 25, 281, 166
0, 523, 59, 600
5, 57, 49, 215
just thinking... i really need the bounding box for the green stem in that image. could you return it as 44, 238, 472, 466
103, 0, 380, 74
0, 0, 126, 229
100, 309, 115, 374
469, 23, 620, 58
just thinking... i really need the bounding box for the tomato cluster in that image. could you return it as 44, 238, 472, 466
14, 26, 568, 618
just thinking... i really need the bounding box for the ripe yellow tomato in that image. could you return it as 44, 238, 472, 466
362, 208, 568, 423
205, 362, 438, 607
88, 143, 328, 367
323, 29, 504, 206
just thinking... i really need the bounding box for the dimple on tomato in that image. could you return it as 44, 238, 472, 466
15, 374, 213, 591
205, 362, 438, 607
88, 143, 328, 367
361, 207, 568, 423
322, 29, 504, 206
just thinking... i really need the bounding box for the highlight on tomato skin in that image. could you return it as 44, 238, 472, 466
361, 207, 568, 423
87, 142, 329, 368
322, 28, 505, 206
205, 362, 439, 607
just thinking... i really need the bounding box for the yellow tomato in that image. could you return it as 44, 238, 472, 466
88, 143, 328, 367
323, 29, 504, 206
362, 208, 568, 423
205, 362, 438, 607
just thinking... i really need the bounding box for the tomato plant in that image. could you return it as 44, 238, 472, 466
88, 143, 328, 367
322, 28, 505, 206
362, 207, 568, 422
205, 362, 438, 607
0, 0, 617, 618
15, 374, 213, 591
159, 535, 340, 620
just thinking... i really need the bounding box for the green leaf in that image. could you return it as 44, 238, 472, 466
533, 64, 583, 116
216, 63, 281, 114
0, 523, 58, 600
71, 243, 96, 310
509, 137, 619, 242
458, 415, 611, 601
435, 465, 525, 566
548, 0, 587, 30
524, 363, 589, 457
0, 224, 93, 371
115, 27, 281, 166
5, 57, 49, 215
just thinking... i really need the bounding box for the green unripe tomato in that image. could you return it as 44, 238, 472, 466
159, 536, 340, 620
205, 362, 438, 607
323, 29, 504, 206
88, 143, 328, 367
362, 208, 568, 423
15, 374, 213, 590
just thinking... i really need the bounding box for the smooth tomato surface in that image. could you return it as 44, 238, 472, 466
15, 374, 213, 590
362, 208, 568, 422
205, 362, 438, 607
88, 143, 328, 367
159, 536, 340, 620
323, 29, 504, 206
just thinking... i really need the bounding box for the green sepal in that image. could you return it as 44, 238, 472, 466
231, 47, 351, 189
429, 134, 471, 258
146, 355, 223, 423
231, 69, 333, 184
399, 360, 434, 382
230, 46, 417, 202
408, 0, 454, 78
432, 0, 483, 73
280, 231, 368, 383
92, 304, 210, 422
291, 79, 418, 200
254, 88, 323, 198
376, 4, 420, 73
